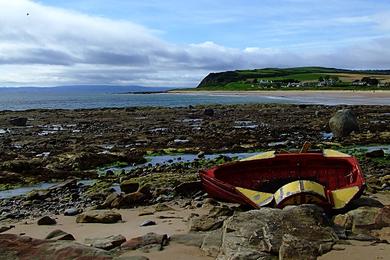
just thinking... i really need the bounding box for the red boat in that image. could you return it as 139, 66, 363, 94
200, 149, 365, 210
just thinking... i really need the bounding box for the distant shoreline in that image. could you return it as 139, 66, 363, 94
170, 89, 390, 98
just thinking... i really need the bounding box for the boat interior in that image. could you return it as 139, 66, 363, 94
213, 154, 359, 193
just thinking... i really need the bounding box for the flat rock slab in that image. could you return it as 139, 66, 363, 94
85, 235, 126, 250
0, 234, 112, 260
76, 210, 122, 223
121, 232, 169, 251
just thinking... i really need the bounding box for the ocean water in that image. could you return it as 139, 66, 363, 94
0, 90, 389, 111
0, 91, 296, 110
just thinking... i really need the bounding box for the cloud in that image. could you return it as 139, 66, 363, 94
0, 0, 389, 87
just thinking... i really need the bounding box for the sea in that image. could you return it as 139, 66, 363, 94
0, 87, 389, 110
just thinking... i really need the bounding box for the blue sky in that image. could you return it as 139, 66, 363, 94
1, 0, 390, 87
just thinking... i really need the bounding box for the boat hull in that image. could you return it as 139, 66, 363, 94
200, 150, 365, 209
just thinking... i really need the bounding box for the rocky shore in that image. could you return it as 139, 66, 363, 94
1, 104, 390, 259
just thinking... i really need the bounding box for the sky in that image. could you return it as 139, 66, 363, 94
1, 0, 390, 87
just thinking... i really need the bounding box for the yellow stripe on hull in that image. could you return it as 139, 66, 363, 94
235, 187, 274, 208
240, 151, 275, 161
323, 149, 351, 158
331, 186, 360, 209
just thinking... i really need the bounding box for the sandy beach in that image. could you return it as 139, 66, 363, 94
172, 89, 390, 101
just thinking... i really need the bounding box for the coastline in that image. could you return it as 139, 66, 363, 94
170, 89, 390, 98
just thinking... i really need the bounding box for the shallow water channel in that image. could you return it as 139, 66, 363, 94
1, 146, 389, 200
0, 152, 259, 199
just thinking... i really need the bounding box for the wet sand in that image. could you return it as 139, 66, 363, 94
173, 90, 390, 105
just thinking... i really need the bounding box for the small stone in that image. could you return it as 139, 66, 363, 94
37, 216, 56, 225
64, 208, 80, 216
140, 220, 156, 227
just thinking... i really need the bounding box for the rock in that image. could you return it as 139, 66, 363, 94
140, 220, 156, 227
197, 152, 205, 158
201, 229, 223, 257
120, 180, 139, 194
170, 233, 206, 247
189, 214, 225, 232
64, 208, 80, 216
333, 206, 390, 238
154, 203, 175, 212
37, 216, 57, 225
26, 189, 50, 201
76, 210, 122, 223
0, 234, 111, 259
121, 233, 169, 251
174, 181, 202, 196
217, 205, 337, 260
0, 225, 14, 233
0, 171, 23, 184
204, 108, 214, 116
279, 234, 318, 260
121, 192, 147, 208
9, 117, 27, 126
365, 149, 385, 158
45, 229, 75, 240
101, 192, 123, 208
348, 196, 384, 209
329, 109, 359, 137
189, 205, 235, 232
49, 179, 78, 191
114, 256, 149, 260
85, 234, 126, 250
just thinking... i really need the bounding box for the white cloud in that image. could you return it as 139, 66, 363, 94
0, 0, 389, 87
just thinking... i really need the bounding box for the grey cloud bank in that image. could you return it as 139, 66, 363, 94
0, 0, 390, 87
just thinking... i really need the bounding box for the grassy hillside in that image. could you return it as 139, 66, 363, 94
196, 67, 390, 90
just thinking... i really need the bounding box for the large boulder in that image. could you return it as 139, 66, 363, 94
329, 109, 359, 137
76, 210, 122, 223
0, 234, 111, 260
217, 205, 338, 260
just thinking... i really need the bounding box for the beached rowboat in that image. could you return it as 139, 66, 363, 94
200, 149, 365, 210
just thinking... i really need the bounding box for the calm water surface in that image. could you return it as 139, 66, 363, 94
1, 91, 389, 111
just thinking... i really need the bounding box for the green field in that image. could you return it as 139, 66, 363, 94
196, 67, 390, 90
